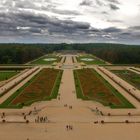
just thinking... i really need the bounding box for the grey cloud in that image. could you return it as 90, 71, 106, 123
79, 0, 93, 6
128, 26, 140, 30
1, 0, 80, 17
107, 0, 120, 4
109, 4, 119, 10
28, 28, 42, 34
88, 28, 100, 32
120, 32, 131, 35
96, 0, 104, 6
14, 0, 36, 9
1, 0, 12, 7
107, 19, 123, 23
51, 9, 81, 15
102, 11, 109, 14
118, 26, 140, 38
0, 11, 92, 36
103, 27, 122, 32
0, 10, 136, 43
0, 0, 38, 10
41, 4, 81, 16
0, 0, 139, 44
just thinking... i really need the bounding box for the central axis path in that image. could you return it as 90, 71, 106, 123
59, 55, 77, 104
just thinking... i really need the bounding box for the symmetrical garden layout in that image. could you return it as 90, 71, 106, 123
0, 68, 63, 108
74, 68, 134, 108
0, 53, 140, 140
0, 54, 139, 110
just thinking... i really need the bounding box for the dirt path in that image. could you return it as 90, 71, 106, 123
59, 55, 77, 104
127, 67, 140, 75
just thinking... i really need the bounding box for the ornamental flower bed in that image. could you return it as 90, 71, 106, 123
11, 68, 60, 105
75, 68, 134, 108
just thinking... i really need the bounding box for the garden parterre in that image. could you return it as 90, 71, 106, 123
74, 68, 134, 108
0, 68, 63, 108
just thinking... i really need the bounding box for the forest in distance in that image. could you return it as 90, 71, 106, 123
0, 43, 140, 64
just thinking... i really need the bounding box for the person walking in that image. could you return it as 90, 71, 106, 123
66, 125, 69, 131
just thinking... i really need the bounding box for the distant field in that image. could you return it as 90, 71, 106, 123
74, 68, 134, 108
112, 70, 140, 90
0, 71, 19, 81
31, 55, 62, 65
0, 68, 63, 108
76, 55, 105, 65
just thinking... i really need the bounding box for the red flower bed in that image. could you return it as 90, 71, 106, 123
76, 69, 121, 106
11, 68, 60, 105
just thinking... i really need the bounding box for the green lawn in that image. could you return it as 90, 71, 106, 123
0, 71, 19, 81
0, 68, 63, 108
76, 55, 106, 65
74, 69, 134, 109
112, 70, 140, 90
31, 55, 62, 65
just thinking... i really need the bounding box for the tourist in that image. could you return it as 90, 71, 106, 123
69, 125, 73, 130
34, 107, 37, 111
66, 125, 69, 130
24, 115, 26, 120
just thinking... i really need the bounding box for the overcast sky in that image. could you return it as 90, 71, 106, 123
0, 0, 140, 44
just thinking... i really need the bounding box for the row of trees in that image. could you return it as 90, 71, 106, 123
0, 43, 140, 64
71, 43, 140, 64
0, 43, 69, 64
0, 44, 45, 64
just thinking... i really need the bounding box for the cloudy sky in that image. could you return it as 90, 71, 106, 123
0, 0, 140, 44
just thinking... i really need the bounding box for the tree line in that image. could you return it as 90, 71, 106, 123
0, 43, 140, 64
71, 43, 140, 64
0, 44, 44, 64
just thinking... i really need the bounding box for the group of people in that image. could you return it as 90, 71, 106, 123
35, 116, 48, 123
66, 125, 73, 131
1, 112, 5, 119
64, 104, 73, 109
69, 106, 72, 109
